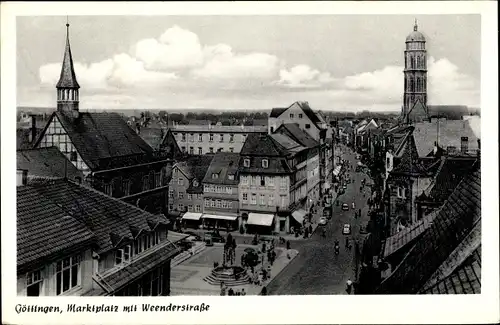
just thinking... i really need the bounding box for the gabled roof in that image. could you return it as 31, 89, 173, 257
17, 147, 84, 182
376, 164, 481, 294
275, 123, 319, 148
413, 120, 479, 157
37, 112, 154, 171
18, 179, 169, 263
56, 25, 80, 89
391, 135, 428, 175
270, 133, 306, 156
202, 152, 240, 185
269, 102, 322, 128
241, 133, 285, 156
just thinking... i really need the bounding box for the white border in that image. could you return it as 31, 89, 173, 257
2, 2, 498, 324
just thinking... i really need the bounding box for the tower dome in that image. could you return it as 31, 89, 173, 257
406, 20, 425, 42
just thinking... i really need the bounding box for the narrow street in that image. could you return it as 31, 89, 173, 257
267, 146, 372, 295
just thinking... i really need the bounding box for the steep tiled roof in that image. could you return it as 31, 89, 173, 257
240, 134, 290, 174
275, 123, 319, 148
424, 157, 477, 203
41, 112, 154, 171
270, 133, 306, 155
175, 155, 214, 193
377, 164, 481, 294
18, 179, 169, 258
17, 147, 84, 182
392, 135, 428, 175
270, 107, 288, 118
241, 133, 284, 156
17, 185, 95, 273
413, 120, 479, 157
202, 152, 240, 185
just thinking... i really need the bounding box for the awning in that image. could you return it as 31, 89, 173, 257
291, 209, 307, 224
333, 166, 342, 176
182, 212, 203, 221
247, 213, 275, 227
202, 214, 238, 221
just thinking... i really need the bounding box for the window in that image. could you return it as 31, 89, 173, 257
189, 147, 194, 154
182, 134, 186, 141
195, 205, 201, 212
290, 113, 294, 118
178, 192, 184, 199
197, 194, 202, 199
260, 176, 265, 186
242, 193, 248, 202
280, 177, 287, 188
26, 270, 43, 296
268, 177, 274, 187
280, 195, 286, 208
210, 200, 216, 208
187, 193, 193, 200
56, 255, 80, 295
270, 127, 274, 133
305, 124, 311, 129
189, 133, 194, 142
155, 172, 161, 187
209, 134, 214, 142
104, 183, 112, 196
188, 205, 193, 212
299, 113, 303, 118
181, 146, 186, 153
226, 186, 232, 194
169, 204, 174, 211
169, 189, 174, 198
242, 176, 248, 185
142, 176, 150, 191
198, 147, 203, 155
178, 177, 184, 185
268, 194, 274, 206
173, 168, 178, 175
262, 159, 269, 168
229, 134, 234, 142
122, 179, 131, 196
178, 204, 184, 211
209, 147, 214, 153
220, 134, 224, 142
216, 200, 221, 208
251, 194, 257, 205
205, 199, 210, 207
259, 194, 265, 206
222, 201, 227, 209
115, 245, 131, 266
218, 148, 223, 152
212, 173, 219, 179
228, 174, 235, 181
153, 231, 160, 245
229, 147, 234, 153
244, 159, 250, 167
70, 151, 77, 162
198, 134, 203, 142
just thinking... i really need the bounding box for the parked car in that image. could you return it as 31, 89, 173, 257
342, 203, 349, 211
342, 224, 351, 235
319, 217, 328, 225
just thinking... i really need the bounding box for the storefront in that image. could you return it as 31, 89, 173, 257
201, 214, 238, 231
245, 212, 276, 235
181, 212, 203, 229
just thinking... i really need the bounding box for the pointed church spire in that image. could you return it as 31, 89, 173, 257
56, 20, 80, 89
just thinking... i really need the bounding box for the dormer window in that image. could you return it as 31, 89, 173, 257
212, 173, 219, 179
244, 159, 250, 167
228, 174, 235, 181
262, 159, 269, 168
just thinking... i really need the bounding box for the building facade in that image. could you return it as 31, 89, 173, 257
202, 152, 241, 231
164, 123, 267, 155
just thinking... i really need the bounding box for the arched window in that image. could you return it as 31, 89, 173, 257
410, 78, 415, 92
416, 56, 420, 68
411, 57, 415, 69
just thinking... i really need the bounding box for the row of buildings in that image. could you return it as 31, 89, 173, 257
163, 102, 336, 235
337, 22, 482, 294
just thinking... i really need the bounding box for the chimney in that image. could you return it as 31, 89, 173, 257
29, 115, 37, 143
433, 141, 438, 155
17, 170, 28, 186
460, 137, 469, 154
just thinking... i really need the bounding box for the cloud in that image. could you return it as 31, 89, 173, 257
277, 64, 335, 88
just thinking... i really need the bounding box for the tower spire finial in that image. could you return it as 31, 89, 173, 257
414, 18, 418, 31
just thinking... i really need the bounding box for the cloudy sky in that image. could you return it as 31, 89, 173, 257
16, 15, 481, 112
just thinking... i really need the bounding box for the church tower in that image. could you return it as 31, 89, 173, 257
403, 20, 428, 124
56, 21, 80, 118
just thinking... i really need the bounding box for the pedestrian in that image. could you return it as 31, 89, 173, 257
241, 288, 246, 296
220, 282, 226, 296
228, 288, 234, 296
346, 279, 353, 295
261, 286, 267, 296
286, 240, 291, 250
